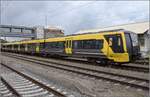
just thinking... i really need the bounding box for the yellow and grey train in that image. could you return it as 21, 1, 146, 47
1, 29, 140, 63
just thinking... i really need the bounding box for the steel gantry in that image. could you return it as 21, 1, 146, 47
0, 25, 36, 39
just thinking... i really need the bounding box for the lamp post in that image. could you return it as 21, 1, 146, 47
45, 14, 48, 28
45, 14, 47, 27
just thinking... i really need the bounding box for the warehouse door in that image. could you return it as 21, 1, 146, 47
65, 38, 72, 54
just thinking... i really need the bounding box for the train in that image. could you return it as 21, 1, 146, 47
1, 29, 140, 63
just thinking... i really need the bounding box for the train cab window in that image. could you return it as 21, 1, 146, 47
108, 38, 113, 46
118, 37, 121, 46
105, 34, 124, 53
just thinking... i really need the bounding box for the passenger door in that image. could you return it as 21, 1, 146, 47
65, 38, 72, 54
36, 43, 40, 53
25, 44, 28, 52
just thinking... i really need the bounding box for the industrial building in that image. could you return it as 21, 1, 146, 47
0, 25, 64, 41
77, 21, 149, 58
34, 26, 64, 39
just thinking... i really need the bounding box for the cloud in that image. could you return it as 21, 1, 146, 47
1, 1, 149, 36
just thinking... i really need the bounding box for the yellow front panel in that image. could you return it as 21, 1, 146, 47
101, 32, 129, 62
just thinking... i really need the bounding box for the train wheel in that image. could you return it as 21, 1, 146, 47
42, 53, 47, 57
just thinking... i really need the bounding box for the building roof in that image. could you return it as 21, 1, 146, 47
0, 25, 34, 30
76, 21, 149, 34
44, 29, 64, 34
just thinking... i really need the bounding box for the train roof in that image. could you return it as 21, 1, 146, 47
68, 29, 128, 36
2, 39, 44, 45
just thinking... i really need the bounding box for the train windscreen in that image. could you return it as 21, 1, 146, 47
104, 34, 124, 53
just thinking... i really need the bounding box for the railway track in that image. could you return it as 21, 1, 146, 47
0, 63, 74, 97
0, 78, 16, 97
63, 57, 149, 73
133, 59, 149, 65
2, 53, 149, 91
2, 52, 149, 73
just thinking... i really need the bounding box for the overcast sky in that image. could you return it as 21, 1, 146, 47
1, 1, 149, 35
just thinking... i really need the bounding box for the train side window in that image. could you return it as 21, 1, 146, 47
78, 41, 83, 49
73, 40, 82, 49
96, 40, 103, 49
83, 40, 103, 49
28, 43, 35, 49
40, 43, 44, 49
7, 45, 9, 49
45, 42, 64, 49
14, 45, 16, 49
28, 44, 33, 49
28, 44, 30, 49
83, 40, 91, 49
58, 42, 64, 48
55, 42, 58, 48
73, 40, 103, 49
45, 42, 51, 48
73, 41, 78, 49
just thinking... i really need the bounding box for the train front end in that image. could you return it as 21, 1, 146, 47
124, 31, 141, 62
103, 30, 140, 63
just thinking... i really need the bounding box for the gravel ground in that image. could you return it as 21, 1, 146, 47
1, 55, 149, 97
0, 62, 14, 74
4, 53, 148, 80
41, 57, 149, 80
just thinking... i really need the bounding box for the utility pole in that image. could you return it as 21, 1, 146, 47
45, 14, 48, 28
0, 35, 2, 66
